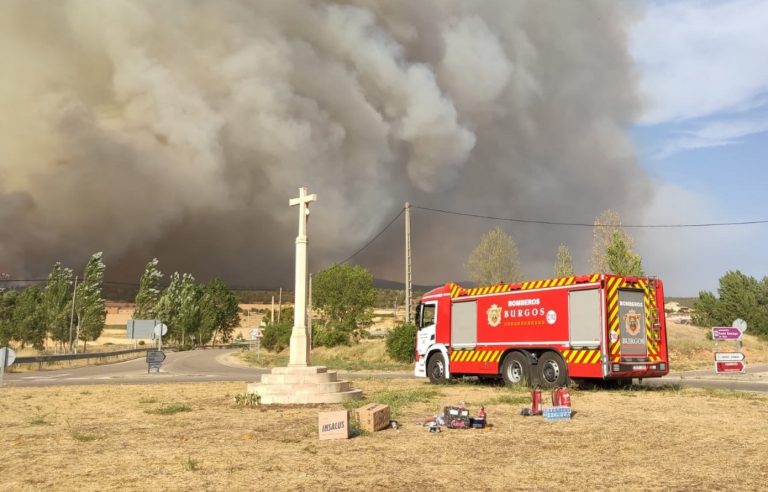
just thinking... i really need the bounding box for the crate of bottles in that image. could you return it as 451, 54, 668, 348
542, 406, 572, 421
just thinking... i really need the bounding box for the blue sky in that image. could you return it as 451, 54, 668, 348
629, 0, 768, 296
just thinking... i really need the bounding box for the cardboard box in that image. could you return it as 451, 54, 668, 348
356, 403, 390, 432
318, 410, 349, 440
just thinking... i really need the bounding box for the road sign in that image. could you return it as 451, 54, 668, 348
249, 328, 263, 340
146, 350, 166, 373
0, 347, 16, 367
153, 323, 168, 338
715, 352, 745, 362
0, 347, 16, 387
716, 361, 745, 374
712, 327, 742, 341
732, 318, 748, 333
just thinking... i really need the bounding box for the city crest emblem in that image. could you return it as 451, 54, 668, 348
623, 309, 642, 336
487, 304, 502, 327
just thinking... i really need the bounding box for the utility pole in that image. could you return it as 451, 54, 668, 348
68, 276, 78, 353
278, 288, 282, 323
271, 296, 275, 324
405, 202, 412, 324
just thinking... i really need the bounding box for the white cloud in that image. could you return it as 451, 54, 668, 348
654, 116, 768, 158
632, 0, 768, 124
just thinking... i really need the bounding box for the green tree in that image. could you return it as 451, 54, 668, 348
591, 209, 626, 273
465, 226, 523, 285
42, 263, 74, 350
74, 252, 107, 352
605, 231, 643, 276
156, 273, 182, 342
199, 278, 240, 345
12, 286, 45, 349
693, 271, 768, 336
313, 264, 375, 345
553, 243, 574, 277
134, 258, 163, 320
0, 289, 19, 346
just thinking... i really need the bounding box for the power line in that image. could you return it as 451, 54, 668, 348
413, 205, 768, 228
338, 207, 405, 265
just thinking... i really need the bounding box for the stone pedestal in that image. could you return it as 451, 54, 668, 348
247, 366, 362, 404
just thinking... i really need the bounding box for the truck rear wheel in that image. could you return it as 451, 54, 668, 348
501, 352, 530, 387
537, 351, 567, 389
427, 353, 448, 384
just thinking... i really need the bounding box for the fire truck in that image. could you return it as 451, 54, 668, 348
413, 274, 669, 388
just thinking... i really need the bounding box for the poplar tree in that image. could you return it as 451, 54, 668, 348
42, 262, 74, 350
553, 243, 574, 277
134, 258, 163, 319
13, 286, 45, 349
466, 226, 523, 285
591, 209, 624, 273
75, 252, 107, 352
605, 231, 643, 276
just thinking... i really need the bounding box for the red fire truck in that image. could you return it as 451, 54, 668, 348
413, 274, 669, 388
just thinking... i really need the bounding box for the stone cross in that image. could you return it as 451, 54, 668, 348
288, 187, 316, 367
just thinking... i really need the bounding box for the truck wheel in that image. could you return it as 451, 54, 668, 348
537, 351, 567, 389
501, 352, 530, 387
427, 353, 448, 384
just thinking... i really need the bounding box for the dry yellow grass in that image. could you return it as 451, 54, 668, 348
1, 379, 767, 491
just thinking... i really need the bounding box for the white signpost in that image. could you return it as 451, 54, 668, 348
153, 323, 168, 350
713, 319, 747, 374
0, 347, 16, 387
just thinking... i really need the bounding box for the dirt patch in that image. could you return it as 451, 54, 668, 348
1, 379, 767, 490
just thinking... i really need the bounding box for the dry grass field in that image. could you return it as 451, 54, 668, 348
1, 379, 767, 491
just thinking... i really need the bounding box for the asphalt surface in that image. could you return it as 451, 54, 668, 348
4, 349, 768, 393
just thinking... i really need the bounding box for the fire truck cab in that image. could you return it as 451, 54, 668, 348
414, 274, 669, 388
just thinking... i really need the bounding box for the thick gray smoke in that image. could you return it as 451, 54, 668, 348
0, 0, 646, 287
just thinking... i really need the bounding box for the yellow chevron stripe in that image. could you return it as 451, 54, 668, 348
611, 343, 620, 355
484, 350, 495, 362
573, 351, 586, 364
590, 274, 600, 283
592, 351, 601, 364
562, 350, 571, 361
473, 351, 483, 362
495, 351, 503, 362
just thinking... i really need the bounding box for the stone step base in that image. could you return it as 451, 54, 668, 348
248, 380, 352, 396
246, 365, 363, 405
254, 389, 364, 405
261, 372, 337, 385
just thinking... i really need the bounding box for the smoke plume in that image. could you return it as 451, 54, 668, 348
0, 0, 646, 287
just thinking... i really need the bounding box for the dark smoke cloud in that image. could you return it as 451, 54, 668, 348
0, 0, 647, 287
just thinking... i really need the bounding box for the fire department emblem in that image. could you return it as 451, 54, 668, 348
623, 309, 642, 336
487, 304, 502, 327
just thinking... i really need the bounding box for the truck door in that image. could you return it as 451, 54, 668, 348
617, 289, 647, 359
568, 289, 601, 348
451, 301, 477, 349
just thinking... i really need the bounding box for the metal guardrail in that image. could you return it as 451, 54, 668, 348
15, 348, 149, 366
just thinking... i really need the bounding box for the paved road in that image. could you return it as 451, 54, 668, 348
4, 349, 768, 393
3, 349, 269, 387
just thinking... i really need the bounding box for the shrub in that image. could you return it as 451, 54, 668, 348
261, 322, 292, 352
386, 323, 417, 362
312, 325, 350, 348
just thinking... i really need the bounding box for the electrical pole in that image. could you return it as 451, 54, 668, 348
271, 296, 275, 324
68, 276, 78, 353
278, 288, 282, 323
405, 202, 412, 324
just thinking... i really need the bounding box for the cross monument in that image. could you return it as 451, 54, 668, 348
288, 187, 316, 367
